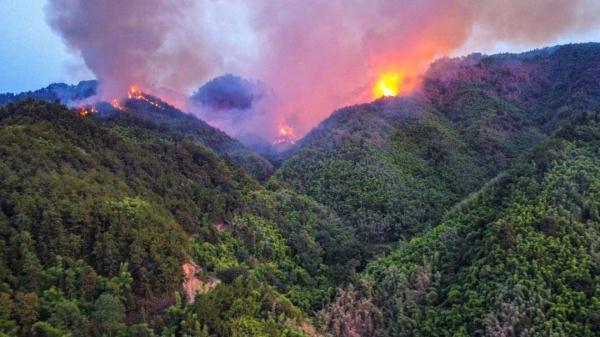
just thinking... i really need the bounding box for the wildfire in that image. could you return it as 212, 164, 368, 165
127, 85, 165, 110
109, 85, 167, 111
111, 98, 124, 110
273, 124, 296, 145
373, 72, 402, 99
77, 106, 97, 117
279, 126, 293, 137
128, 85, 143, 100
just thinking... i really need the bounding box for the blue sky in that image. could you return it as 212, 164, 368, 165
0, 1, 91, 93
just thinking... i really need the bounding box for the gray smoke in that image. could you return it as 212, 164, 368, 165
45, 0, 600, 140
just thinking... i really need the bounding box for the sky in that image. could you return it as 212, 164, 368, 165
0, 1, 91, 93
2, 1, 600, 141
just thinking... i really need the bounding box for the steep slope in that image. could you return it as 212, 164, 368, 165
275, 94, 538, 244
0, 82, 275, 180
275, 43, 600, 244
0, 100, 360, 337
121, 96, 275, 180
323, 111, 599, 336
424, 43, 600, 129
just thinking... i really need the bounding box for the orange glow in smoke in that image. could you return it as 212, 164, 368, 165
111, 98, 124, 110
77, 106, 97, 117
279, 125, 292, 137
372, 72, 402, 98
128, 85, 143, 99
273, 124, 296, 145
126, 85, 165, 110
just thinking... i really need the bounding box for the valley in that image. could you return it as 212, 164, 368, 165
0, 43, 599, 337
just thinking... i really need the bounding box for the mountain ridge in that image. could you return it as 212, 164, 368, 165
345, 110, 600, 336
0, 83, 275, 180
0, 99, 361, 336
274, 42, 600, 244
1, 42, 599, 337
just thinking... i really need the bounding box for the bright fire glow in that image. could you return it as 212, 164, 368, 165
77, 106, 97, 117
128, 85, 143, 99
279, 126, 292, 137
111, 98, 124, 110
126, 85, 165, 110
273, 124, 296, 145
373, 72, 402, 99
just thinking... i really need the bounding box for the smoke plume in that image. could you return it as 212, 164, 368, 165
46, 0, 600, 141
44, 0, 216, 100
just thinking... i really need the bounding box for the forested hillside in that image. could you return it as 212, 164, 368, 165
119, 97, 275, 180
0, 82, 274, 181
319, 111, 600, 336
0, 100, 361, 337
275, 43, 600, 244
1, 43, 599, 337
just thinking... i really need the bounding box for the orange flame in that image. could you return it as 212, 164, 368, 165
126, 85, 165, 110
77, 106, 97, 117
273, 124, 296, 145
279, 126, 292, 137
111, 98, 124, 110
128, 85, 143, 100
109, 85, 167, 111
372, 72, 403, 99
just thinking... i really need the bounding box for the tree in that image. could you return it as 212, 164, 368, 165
92, 293, 125, 337
319, 285, 382, 337
15, 292, 39, 336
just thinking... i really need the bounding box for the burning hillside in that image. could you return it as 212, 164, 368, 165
127, 86, 166, 109
107, 85, 168, 112
46, 0, 600, 143
76, 106, 97, 117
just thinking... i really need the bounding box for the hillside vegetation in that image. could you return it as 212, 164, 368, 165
1, 43, 599, 337
121, 97, 275, 180
0, 81, 274, 181
320, 111, 600, 336
0, 100, 361, 337
275, 43, 600, 244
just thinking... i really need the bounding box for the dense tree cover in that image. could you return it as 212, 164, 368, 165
162, 277, 309, 337
0, 82, 274, 181
274, 96, 536, 244
121, 98, 274, 180
323, 111, 600, 336
2, 43, 600, 337
0, 100, 359, 336
275, 43, 600, 244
